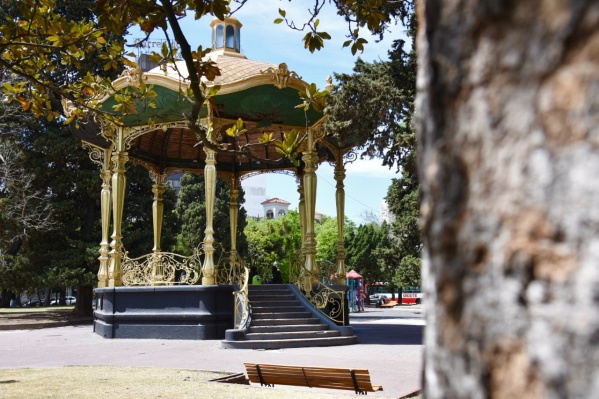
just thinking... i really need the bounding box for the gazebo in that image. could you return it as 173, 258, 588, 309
65, 17, 359, 342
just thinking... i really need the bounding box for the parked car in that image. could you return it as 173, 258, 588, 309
25, 298, 42, 307
50, 296, 77, 306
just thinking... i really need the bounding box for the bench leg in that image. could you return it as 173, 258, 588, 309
256, 365, 273, 387
350, 369, 367, 394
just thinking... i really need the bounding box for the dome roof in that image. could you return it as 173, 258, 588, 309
67, 18, 341, 179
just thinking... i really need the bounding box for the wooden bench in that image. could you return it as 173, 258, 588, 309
244, 363, 383, 395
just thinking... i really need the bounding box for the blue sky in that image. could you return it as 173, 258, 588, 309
127, 1, 404, 223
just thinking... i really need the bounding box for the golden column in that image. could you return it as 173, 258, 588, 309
108, 127, 127, 287
151, 172, 166, 253
334, 160, 347, 285
151, 172, 166, 285
302, 128, 319, 284
229, 176, 240, 262
297, 175, 306, 255
202, 147, 217, 285
98, 149, 113, 288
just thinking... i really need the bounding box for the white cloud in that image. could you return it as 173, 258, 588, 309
344, 158, 398, 179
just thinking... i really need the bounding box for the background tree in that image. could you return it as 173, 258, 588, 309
0, 134, 54, 306
314, 216, 338, 263
244, 210, 302, 283
326, 16, 419, 291
174, 173, 247, 259
381, 153, 421, 290
345, 222, 386, 284
0, 0, 126, 312
122, 164, 178, 258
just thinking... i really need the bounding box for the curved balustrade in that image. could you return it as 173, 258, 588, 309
215, 252, 251, 329
291, 256, 347, 325
233, 268, 251, 329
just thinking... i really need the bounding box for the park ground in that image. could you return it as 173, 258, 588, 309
0, 305, 423, 398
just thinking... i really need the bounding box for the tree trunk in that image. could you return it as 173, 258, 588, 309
416, 1, 599, 398
0, 289, 11, 308
74, 284, 94, 317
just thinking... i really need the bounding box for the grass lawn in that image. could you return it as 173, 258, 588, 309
0, 306, 74, 315
0, 366, 343, 399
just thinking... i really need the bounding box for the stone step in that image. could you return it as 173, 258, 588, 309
248, 285, 291, 293
251, 305, 306, 313
245, 330, 340, 341
247, 324, 329, 334
250, 317, 321, 326
221, 335, 358, 350
252, 311, 312, 319
223, 283, 356, 350
249, 295, 297, 302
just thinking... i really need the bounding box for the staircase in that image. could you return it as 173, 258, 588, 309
221, 284, 357, 349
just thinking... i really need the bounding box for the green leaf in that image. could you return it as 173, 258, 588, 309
207, 85, 220, 97
274, 18, 284, 24
318, 31, 331, 40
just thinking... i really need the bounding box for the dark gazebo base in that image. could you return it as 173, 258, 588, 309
93, 285, 235, 340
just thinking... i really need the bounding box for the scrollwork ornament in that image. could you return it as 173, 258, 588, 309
98, 120, 118, 144
120, 67, 143, 88
260, 63, 302, 89
290, 256, 347, 325
310, 124, 327, 143
149, 170, 168, 185
121, 247, 204, 286
344, 150, 358, 165
82, 143, 104, 168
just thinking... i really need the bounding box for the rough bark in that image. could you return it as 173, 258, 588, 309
416, 1, 599, 398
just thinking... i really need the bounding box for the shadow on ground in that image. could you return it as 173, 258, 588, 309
351, 323, 423, 345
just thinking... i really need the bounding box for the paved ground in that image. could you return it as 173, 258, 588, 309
0, 305, 424, 398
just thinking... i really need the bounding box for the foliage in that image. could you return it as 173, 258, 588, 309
325, 10, 420, 288
345, 222, 386, 283
325, 36, 416, 171
314, 215, 355, 264
173, 173, 247, 258
121, 165, 179, 257
244, 210, 302, 283
0, 1, 127, 312
315, 216, 339, 263
0, 0, 411, 169
274, 0, 414, 55
0, 0, 131, 123
0, 0, 419, 298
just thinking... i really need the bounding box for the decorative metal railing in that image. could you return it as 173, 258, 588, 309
215, 251, 251, 329
233, 267, 251, 329
290, 255, 347, 325
121, 246, 203, 286
215, 251, 246, 286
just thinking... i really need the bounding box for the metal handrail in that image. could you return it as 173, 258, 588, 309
290, 255, 347, 325
233, 267, 251, 329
